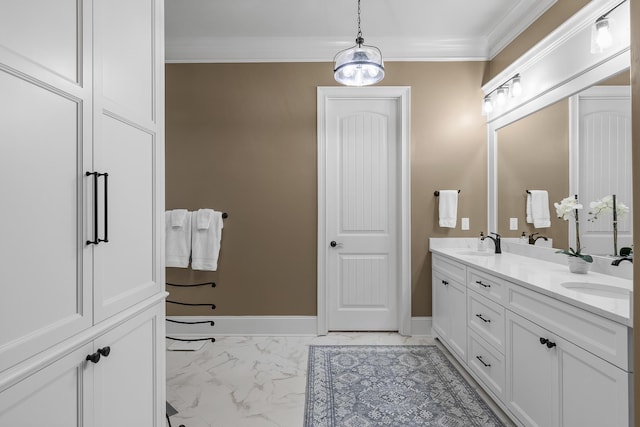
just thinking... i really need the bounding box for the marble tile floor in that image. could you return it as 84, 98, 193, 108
166, 333, 516, 427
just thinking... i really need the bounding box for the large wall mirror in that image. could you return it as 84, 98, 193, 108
485, 0, 631, 258
496, 70, 631, 256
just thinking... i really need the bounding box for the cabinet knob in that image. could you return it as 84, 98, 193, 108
86, 352, 101, 364
539, 337, 556, 349
98, 346, 111, 357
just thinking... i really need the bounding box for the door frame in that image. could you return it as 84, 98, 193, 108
317, 86, 411, 336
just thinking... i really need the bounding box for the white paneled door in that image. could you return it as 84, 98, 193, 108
571, 86, 632, 256
322, 92, 402, 331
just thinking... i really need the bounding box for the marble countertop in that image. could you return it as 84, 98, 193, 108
430, 246, 633, 327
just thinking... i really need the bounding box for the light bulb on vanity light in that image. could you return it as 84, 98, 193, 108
496, 87, 508, 107
595, 16, 613, 50
510, 75, 522, 98
482, 96, 494, 115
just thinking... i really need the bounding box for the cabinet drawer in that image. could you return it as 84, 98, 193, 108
468, 331, 505, 401
506, 283, 630, 370
468, 290, 505, 353
432, 254, 465, 283
467, 267, 506, 304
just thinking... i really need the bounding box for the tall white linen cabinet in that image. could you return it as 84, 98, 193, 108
0, 0, 166, 425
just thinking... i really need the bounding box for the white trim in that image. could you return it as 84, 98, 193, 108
484, 0, 630, 233
317, 86, 412, 336
487, 0, 557, 59
410, 317, 433, 337
165, 316, 431, 337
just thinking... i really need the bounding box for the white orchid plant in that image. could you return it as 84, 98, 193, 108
553, 195, 593, 263
587, 195, 630, 256
588, 195, 629, 221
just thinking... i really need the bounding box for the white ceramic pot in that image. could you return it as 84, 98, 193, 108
567, 256, 591, 274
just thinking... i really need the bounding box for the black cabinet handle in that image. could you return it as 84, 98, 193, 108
475, 314, 491, 323
86, 171, 109, 245
476, 355, 491, 367
475, 280, 491, 288
330, 241, 341, 248
86, 352, 101, 364
540, 337, 557, 349
98, 346, 111, 357
441, 280, 449, 286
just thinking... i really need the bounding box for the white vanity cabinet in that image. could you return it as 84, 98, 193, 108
432, 254, 467, 361
506, 310, 630, 427
0, 0, 165, 425
431, 251, 632, 427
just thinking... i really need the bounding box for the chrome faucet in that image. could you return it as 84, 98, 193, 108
481, 232, 502, 254
611, 256, 633, 266
528, 232, 548, 245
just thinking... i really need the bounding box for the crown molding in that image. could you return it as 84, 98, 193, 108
165, 36, 490, 63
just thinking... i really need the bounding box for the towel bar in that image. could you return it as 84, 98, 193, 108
434, 190, 461, 196
167, 300, 216, 310
166, 282, 216, 288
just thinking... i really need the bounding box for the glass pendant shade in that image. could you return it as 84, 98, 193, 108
334, 40, 385, 86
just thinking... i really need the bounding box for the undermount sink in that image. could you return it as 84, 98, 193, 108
457, 250, 495, 257
560, 282, 631, 299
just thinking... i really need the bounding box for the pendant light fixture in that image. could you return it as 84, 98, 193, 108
333, 0, 384, 86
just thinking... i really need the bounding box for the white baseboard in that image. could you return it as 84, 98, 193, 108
165, 316, 433, 337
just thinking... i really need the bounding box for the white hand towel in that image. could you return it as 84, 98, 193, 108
191, 210, 224, 271
438, 190, 458, 228
165, 210, 192, 268
170, 209, 188, 227
196, 209, 213, 230
529, 190, 551, 228
526, 194, 533, 224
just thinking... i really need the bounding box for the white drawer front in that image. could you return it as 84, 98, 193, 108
507, 283, 630, 370
467, 267, 506, 305
468, 331, 505, 401
432, 254, 466, 283
468, 290, 505, 353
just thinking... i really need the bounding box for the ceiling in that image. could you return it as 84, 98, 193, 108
165, 0, 557, 63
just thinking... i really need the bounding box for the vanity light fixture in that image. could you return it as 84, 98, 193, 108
482, 74, 522, 114
592, 0, 626, 52
333, 0, 385, 86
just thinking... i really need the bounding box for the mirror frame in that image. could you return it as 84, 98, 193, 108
484, 0, 630, 234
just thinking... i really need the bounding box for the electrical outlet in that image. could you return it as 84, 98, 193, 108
461, 218, 470, 230
510, 217, 518, 230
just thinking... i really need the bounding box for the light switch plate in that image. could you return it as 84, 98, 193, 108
461, 218, 470, 230
510, 217, 518, 230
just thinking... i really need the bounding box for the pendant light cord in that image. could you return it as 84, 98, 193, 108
356, 0, 364, 46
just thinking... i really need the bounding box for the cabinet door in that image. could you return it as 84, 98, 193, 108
92, 0, 164, 322
432, 270, 466, 361
0, 344, 93, 427
506, 311, 558, 427
93, 302, 165, 427
0, 0, 93, 372
432, 271, 448, 339
559, 338, 630, 427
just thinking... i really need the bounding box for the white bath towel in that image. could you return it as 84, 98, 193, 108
526, 190, 551, 228
191, 209, 224, 271
438, 190, 458, 228
165, 209, 192, 268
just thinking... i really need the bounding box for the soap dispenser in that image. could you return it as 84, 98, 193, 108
478, 232, 487, 252
520, 232, 527, 244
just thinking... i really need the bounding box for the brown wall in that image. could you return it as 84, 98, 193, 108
165, 62, 488, 316
497, 99, 569, 244
487, 0, 590, 82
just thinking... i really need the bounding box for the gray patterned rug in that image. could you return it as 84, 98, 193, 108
304, 345, 505, 427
